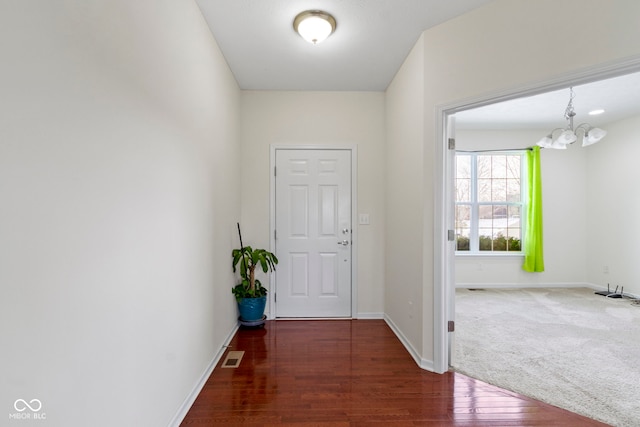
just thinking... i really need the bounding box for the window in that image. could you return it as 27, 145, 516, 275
455, 152, 525, 253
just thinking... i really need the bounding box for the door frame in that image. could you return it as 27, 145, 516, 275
269, 144, 358, 319
434, 56, 640, 374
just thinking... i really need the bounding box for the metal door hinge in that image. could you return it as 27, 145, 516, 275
448, 321, 455, 332
448, 138, 456, 150
447, 230, 455, 241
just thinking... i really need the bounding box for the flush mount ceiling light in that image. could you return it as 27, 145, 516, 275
537, 87, 607, 149
293, 10, 336, 44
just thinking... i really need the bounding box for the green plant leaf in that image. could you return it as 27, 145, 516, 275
231, 245, 278, 298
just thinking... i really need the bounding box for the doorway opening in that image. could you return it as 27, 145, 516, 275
436, 57, 640, 374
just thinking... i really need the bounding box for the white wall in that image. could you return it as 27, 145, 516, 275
586, 114, 640, 296
240, 91, 386, 317
385, 0, 640, 368
384, 36, 426, 362
0, 2, 240, 426
455, 129, 588, 287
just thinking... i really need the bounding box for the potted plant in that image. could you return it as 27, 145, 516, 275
232, 224, 278, 325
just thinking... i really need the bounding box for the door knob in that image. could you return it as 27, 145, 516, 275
338, 240, 350, 246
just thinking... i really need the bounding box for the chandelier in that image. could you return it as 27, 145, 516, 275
536, 87, 607, 150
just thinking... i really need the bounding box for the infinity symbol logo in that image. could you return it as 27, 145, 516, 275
14, 399, 42, 412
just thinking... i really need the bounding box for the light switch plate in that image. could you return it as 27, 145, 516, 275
359, 213, 370, 225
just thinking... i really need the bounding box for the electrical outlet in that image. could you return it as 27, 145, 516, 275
603, 265, 609, 274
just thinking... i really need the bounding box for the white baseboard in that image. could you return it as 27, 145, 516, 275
456, 282, 591, 289
168, 323, 239, 427
456, 282, 640, 299
356, 312, 384, 319
383, 315, 435, 373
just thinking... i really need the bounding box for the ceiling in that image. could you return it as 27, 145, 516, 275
194, 0, 640, 129
194, 0, 493, 91
455, 71, 640, 130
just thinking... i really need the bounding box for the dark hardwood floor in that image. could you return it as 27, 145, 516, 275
181, 320, 608, 426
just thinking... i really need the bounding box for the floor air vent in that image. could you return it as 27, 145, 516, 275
222, 351, 244, 368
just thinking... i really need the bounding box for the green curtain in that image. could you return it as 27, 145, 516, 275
523, 146, 544, 272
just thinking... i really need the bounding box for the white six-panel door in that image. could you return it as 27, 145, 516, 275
274, 149, 352, 317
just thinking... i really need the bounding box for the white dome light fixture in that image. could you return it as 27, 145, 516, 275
293, 10, 336, 45
536, 87, 607, 149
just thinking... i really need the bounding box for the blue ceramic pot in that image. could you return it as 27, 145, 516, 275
237, 295, 267, 321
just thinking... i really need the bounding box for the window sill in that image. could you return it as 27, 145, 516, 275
455, 252, 524, 258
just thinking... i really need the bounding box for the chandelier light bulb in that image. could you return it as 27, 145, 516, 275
582, 128, 607, 146
536, 135, 553, 148
555, 129, 577, 145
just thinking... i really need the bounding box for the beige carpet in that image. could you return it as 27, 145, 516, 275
453, 287, 640, 427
